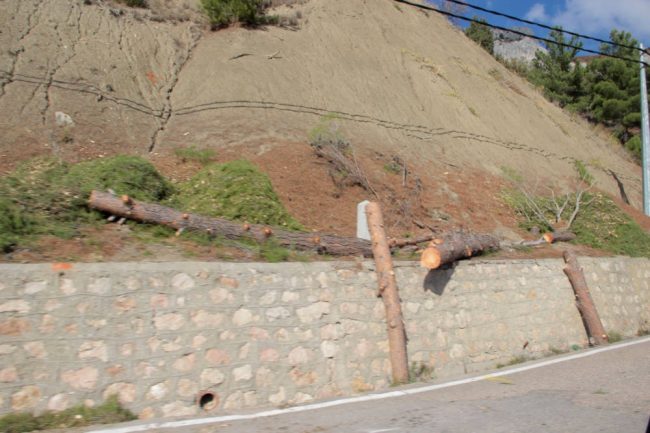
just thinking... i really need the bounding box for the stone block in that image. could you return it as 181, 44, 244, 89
259, 291, 277, 305
232, 308, 253, 326
259, 348, 280, 362
150, 294, 170, 309
296, 302, 330, 324
291, 392, 314, 405
173, 354, 196, 372
147, 382, 170, 400
191, 310, 225, 328
205, 349, 231, 365
103, 382, 136, 404
256, 367, 273, 387
47, 393, 70, 412
288, 346, 311, 365
201, 369, 225, 387
154, 313, 185, 331
266, 307, 291, 321
161, 401, 197, 418
0, 367, 18, 382
177, 379, 198, 398
78, 341, 108, 362
23, 341, 47, 359
233, 365, 252, 382
88, 278, 111, 295
61, 367, 98, 390
11, 386, 41, 411
321, 341, 339, 358
269, 387, 286, 406
209, 288, 233, 304
171, 273, 195, 291
114, 296, 136, 312
0, 300, 30, 313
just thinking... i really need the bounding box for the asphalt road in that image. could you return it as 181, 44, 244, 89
90, 338, 650, 433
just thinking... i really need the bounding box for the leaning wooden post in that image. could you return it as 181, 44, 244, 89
563, 251, 609, 346
365, 202, 409, 385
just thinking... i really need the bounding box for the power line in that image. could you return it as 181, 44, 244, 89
394, 0, 649, 67
438, 0, 643, 53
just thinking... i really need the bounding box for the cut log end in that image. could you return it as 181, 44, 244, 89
543, 232, 554, 244
420, 247, 441, 270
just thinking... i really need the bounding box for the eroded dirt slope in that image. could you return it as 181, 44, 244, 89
0, 0, 645, 244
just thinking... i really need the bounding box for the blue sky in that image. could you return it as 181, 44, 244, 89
433, 0, 650, 54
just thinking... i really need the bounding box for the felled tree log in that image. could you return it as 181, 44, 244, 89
420, 231, 500, 270
519, 231, 577, 247
563, 251, 609, 346
89, 190, 373, 257
366, 202, 409, 385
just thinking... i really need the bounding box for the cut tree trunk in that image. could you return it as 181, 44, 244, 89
420, 231, 500, 270
88, 190, 373, 257
563, 251, 608, 346
366, 202, 409, 385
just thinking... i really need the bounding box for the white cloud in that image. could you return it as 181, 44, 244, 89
525, 3, 550, 22
551, 0, 650, 43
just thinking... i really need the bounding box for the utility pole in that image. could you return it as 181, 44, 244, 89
640, 44, 650, 216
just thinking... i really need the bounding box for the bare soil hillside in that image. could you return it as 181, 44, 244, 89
1, 0, 647, 261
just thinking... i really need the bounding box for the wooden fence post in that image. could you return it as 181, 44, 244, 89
366, 202, 409, 385
563, 251, 609, 346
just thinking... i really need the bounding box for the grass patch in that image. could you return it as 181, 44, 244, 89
607, 331, 622, 343
408, 362, 435, 383
0, 395, 136, 433
496, 355, 528, 369
570, 193, 650, 257
174, 146, 216, 165
171, 160, 302, 230
0, 156, 173, 250
383, 161, 402, 175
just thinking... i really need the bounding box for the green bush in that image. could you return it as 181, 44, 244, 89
571, 193, 650, 257
0, 156, 172, 245
171, 160, 302, 230
200, 0, 268, 28
116, 0, 147, 7
0, 395, 136, 433
64, 155, 173, 204
625, 135, 642, 160
174, 146, 217, 165
0, 198, 33, 252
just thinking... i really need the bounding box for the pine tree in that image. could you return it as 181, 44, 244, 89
528, 27, 583, 107
465, 17, 494, 55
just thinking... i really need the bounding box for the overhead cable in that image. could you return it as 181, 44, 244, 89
438, 0, 643, 53
393, 0, 649, 67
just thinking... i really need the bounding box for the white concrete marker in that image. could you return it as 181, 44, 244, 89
357, 200, 371, 240
87, 336, 650, 433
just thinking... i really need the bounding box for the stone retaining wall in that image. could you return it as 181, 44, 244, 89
0, 258, 648, 419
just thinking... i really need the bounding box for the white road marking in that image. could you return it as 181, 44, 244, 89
88, 336, 650, 433
365, 428, 401, 433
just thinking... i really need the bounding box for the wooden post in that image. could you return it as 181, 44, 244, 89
366, 202, 409, 385
563, 251, 609, 346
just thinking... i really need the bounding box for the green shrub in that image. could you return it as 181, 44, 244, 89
260, 239, 290, 262
0, 156, 172, 245
625, 135, 642, 160
0, 395, 136, 433
571, 193, 650, 257
174, 146, 217, 165
0, 198, 33, 252
64, 155, 173, 204
200, 0, 268, 28
171, 160, 302, 229
116, 0, 147, 7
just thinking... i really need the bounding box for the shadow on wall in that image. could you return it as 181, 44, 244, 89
423, 264, 455, 296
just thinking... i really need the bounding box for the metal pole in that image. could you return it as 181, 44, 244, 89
640, 43, 650, 216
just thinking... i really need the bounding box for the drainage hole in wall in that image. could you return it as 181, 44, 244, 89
198, 391, 218, 411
